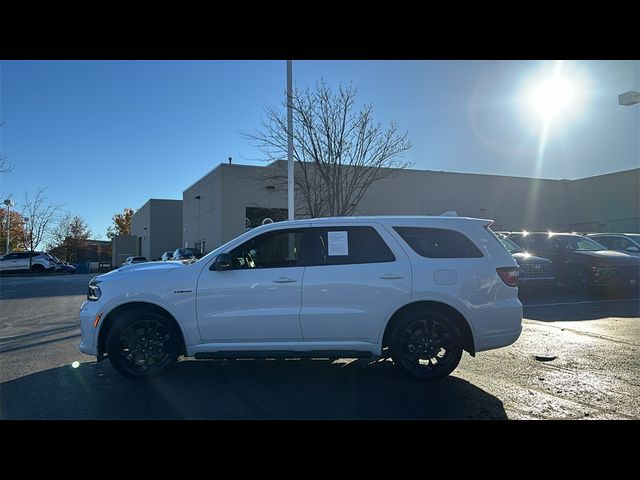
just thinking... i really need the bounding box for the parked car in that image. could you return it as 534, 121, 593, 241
172, 248, 203, 262
122, 256, 148, 267
58, 263, 77, 274
507, 232, 640, 291
496, 234, 555, 287
79, 216, 522, 380
0, 251, 58, 273
587, 233, 640, 257
161, 250, 175, 261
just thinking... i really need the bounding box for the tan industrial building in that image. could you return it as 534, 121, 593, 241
181, 162, 639, 254
129, 162, 639, 257
130, 199, 183, 260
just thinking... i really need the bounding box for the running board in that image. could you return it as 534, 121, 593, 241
194, 350, 373, 360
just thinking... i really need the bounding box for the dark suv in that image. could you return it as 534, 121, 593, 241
508, 232, 640, 291
497, 234, 555, 287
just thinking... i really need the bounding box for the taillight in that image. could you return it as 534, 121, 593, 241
497, 267, 519, 287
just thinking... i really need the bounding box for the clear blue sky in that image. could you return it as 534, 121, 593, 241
1, 60, 638, 239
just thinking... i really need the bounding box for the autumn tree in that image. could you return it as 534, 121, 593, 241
244, 80, 412, 217
106, 208, 134, 239
46, 213, 92, 262
0, 208, 27, 252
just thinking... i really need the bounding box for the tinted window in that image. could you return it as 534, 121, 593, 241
393, 227, 483, 258
306, 226, 395, 266
593, 236, 612, 248
229, 229, 303, 269
3, 253, 18, 260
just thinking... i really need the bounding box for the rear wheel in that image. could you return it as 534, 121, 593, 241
31, 264, 45, 274
107, 309, 180, 379
390, 309, 463, 381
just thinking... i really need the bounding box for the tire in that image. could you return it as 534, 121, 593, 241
390, 308, 463, 381
570, 268, 591, 293
106, 309, 181, 380
31, 264, 45, 274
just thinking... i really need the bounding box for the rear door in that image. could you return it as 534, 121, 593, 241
300, 223, 411, 344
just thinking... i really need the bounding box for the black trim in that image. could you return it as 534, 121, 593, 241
194, 350, 373, 360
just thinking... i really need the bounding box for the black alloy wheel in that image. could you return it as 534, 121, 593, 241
107, 312, 179, 379
391, 310, 463, 381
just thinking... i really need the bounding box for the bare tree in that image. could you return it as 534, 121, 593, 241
22, 188, 61, 270
0, 121, 14, 173
244, 80, 412, 217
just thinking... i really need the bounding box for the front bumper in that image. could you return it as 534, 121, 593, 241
79, 300, 100, 356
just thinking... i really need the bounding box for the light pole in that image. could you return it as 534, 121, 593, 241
618, 91, 640, 106
3, 199, 14, 254
287, 60, 294, 221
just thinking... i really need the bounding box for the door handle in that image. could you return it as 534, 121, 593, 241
379, 273, 403, 279
273, 276, 296, 283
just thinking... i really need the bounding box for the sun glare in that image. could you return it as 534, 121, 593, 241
528, 76, 575, 119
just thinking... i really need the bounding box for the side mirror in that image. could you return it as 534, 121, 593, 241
211, 253, 232, 271
627, 246, 639, 253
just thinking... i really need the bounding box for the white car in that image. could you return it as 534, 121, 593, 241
79, 216, 522, 381
587, 233, 640, 257
0, 251, 58, 273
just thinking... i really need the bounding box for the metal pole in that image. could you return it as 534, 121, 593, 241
287, 60, 294, 221
5, 204, 9, 254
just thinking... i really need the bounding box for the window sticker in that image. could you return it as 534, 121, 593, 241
327, 231, 349, 256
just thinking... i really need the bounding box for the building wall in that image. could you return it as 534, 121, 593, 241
111, 235, 138, 267
559, 169, 640, 233
131, 199, 183, 260
149, 199, 183, 259
131, 201, 151, 259
180, 163, 640, 253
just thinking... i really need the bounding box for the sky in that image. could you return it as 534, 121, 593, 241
1, 60, 638, 240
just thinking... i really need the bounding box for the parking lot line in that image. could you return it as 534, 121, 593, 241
524, 298, 640, 308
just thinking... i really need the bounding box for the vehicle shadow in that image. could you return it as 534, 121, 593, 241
521, 286, 640, 321
0, 359, 507, 420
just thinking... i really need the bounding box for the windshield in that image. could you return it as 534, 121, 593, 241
555, 235, 606, 251
499, 236, 524, 254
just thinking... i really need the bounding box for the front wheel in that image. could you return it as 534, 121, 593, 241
390, 309, 463, 381
106, 310, 180, 379
570, 268, 591, 293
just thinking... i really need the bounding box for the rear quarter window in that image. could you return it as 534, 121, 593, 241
393, 227, 483, 258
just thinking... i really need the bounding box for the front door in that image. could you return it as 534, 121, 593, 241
196, 228, 306, 343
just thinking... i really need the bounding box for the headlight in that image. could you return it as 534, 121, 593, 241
87, 277, 102, 301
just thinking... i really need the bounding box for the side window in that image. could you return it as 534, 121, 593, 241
307, 226, 396, 266
595, 237, 612, 248
3, 253, 17, 260
18, 252, 32, 259
613, 237, 628, 249
228, 229, 303, 269
393, 227, 483, 258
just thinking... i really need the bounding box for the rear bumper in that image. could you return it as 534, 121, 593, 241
475, 326, 522, 352
519, 276, 555, 287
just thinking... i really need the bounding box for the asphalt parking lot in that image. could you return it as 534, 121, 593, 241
1, 273, 638, 419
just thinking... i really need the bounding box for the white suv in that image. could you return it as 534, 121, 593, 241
0, 251, 59, 273
79, 217, 522, 381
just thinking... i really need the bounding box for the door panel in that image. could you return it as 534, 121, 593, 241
300, 224, 411, 344
196, 228, 305, 343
